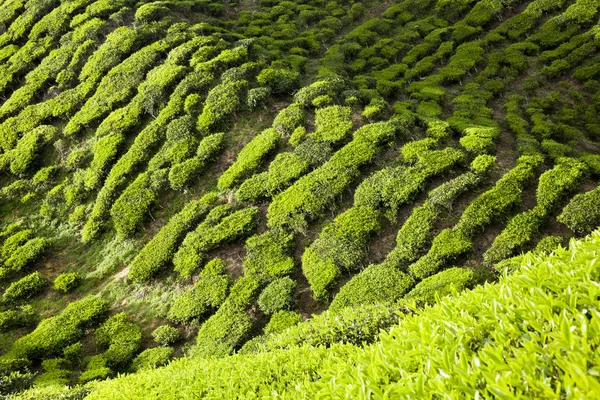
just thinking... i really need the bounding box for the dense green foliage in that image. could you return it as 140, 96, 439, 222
2, 0, 600, 394
77, 231, 600, 398
5, 296, 108, 361
53, 272, 82, 293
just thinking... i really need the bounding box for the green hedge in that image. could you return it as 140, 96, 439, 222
427, 171, 480, 210
459, 126, 500, 155
309, 105, 353, 143
0, 305, 37, 333
173, 207, 258, 278
192, 275, 261, 358
558, 187, 600, 235
243, 228, 295, 279
7, 296, 108, 361
217, 128, 280, 191
330, 265, 414, 311
167, 260, 231, 324
483, 210, 541, 265
258, 277, 296, 315
151, 325, 180, 346
354, 147, 465, 214
405, 267, 476, 305
131, 347, 174, 372
2, 230, 32, 260
580, 152, 600, 176
244, 304, 402, 354
400, 138, 437, 163
83, 132, 124, 190
6, 125, 56, 176
65, 41, 168, 136
169, 132, 225, 190
3, 237, 48, 272
197, 79, 247, 129
302, 207, 381, 300
293, 76, 346, 106
534, 235, 566, 255
379, 203, 438, 270
82, 70, 214, 242
236, 138, 331, 202
53, 273, 82, 293
128, 192, 219, 282
268, 122, 396, 231
110, 168, 167, 238
247, 87, 271, 109
408, 227, 473, 279
256, 67, 300, 94
535, 157, 587, 215
263, 311, 303, 336
272, 103, 305, 136
93, 312, 142, 369
456, 155, 542, 235
2, 272, 48, 303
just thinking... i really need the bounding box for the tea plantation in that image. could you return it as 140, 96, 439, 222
0, 0, 599, 397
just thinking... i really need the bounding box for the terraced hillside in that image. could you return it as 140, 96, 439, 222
0, 0, 600, 396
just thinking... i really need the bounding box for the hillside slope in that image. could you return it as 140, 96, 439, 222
1, 0, 600, 395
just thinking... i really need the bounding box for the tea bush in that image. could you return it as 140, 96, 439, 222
34, 357, 71, 387
535, 158, 587, 215
263, 311, 303, 336
405, 267, 476, 305
151, 325, 180, 346
197, 79, 247, 129
173, 207, 258, 278
309, 105, 353, 143
111, 168, 168, 238
483, 210, 541, 265
258, 277, 296, 315
0, 305, 37, 332
330, 265, 414, 311
53, 272, 82, 293
7, 296, 108, 361
354, 147, 465, 214
93, 312, 142, 369
131, 347, 174, 372
3, 237, 48, 272
303, 207, 381, 300
167, 269, 231, 324
193, 275, 261, 358
272, 103, 306, 136
243, 229, 295, 279
456, 155, 543, 235
2, 272, 48, 303
268, 122, 396, 231
558, 187, 600, 234
256, 67, 300, 94
169, 132, 226, 190
236, 138, 331, 202
217, 128, 280, 190
128, 192, 219, 282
